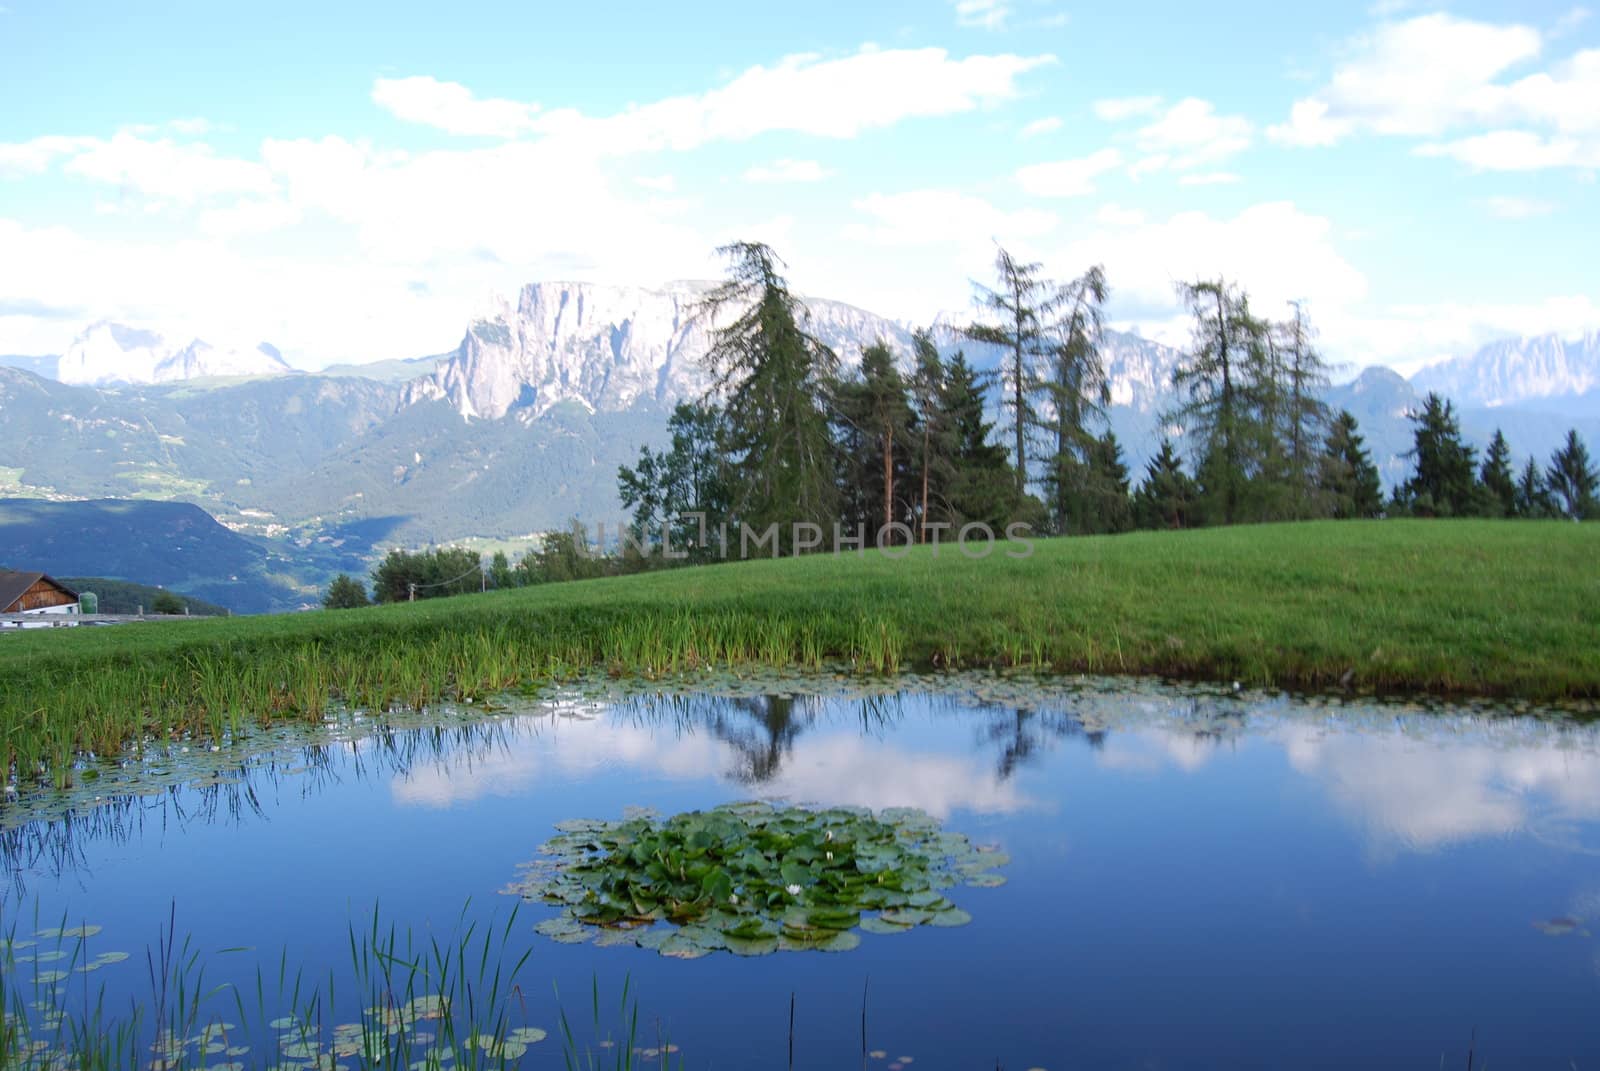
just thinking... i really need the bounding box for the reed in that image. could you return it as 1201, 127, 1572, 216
1, 899, 540, 1071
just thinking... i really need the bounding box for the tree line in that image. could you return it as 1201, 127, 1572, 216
322, 241, 1597, 607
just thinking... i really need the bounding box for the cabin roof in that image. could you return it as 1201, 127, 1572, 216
0, 570, 79, 612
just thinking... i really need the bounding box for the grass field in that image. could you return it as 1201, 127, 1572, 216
2, 520, 1597, 786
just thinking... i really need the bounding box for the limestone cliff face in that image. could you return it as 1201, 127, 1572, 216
403, 281, 917, 419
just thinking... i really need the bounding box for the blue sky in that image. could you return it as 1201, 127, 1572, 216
1, 0, 1596, 372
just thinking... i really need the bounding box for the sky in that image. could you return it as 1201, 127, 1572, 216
0, 0, 1596, 374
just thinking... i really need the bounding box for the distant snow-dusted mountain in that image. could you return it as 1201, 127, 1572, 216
57, 322, 293, 386
1410, 332, 1600, 416
402, 280, 1189, 424
404, 281, 917, 420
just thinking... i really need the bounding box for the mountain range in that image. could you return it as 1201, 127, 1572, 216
2, 281, 1598, 609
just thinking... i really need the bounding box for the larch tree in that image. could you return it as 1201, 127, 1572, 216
1166, 278, 1260, 525
908, 330, 955, 541
1278, 302, 1332, 515
963, 247, 1065, 498
1040, 264, 1111, 535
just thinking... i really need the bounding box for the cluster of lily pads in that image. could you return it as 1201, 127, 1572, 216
262, 1000, 547, 1068
505, 801, 1007, 957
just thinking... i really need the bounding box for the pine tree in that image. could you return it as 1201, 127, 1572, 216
1318, 410, 1383, 519
963, 248, 1064, 497
1399, 393, 1481, 517
1479, 430, 1517, 518
941, 352, 1019, 530
1515, 457, 1553, 518
1546, 429, 1599, 520
697, 242, 839, 548
1080, 431, 1132, 534
1133, 440, 1199, 530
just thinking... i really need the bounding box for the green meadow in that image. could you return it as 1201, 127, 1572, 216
2, 520, 1597, 787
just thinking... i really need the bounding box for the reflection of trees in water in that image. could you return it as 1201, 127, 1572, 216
1, 719, 520, 888
621, 693, 905, 785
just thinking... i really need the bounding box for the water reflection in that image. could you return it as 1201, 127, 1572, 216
6, 678, 1600, 885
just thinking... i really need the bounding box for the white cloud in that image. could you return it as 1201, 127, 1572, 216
742, 158, 835, 184
1093, 203, 1145, 227
845, 189, 1057, 249
0, 135, 96, 175
1093, 95, 1163, 121
1270, 13, 1600, 168
197, 198, 302, 238
1271, 14, 1543, 143
1416, 129, 1600, 170
1482, 195, 1555, 218
633, 173, 676, 192
953, 0, 1011, 30
1015, 147, 1123, 197
1179, 171, 1241, 186
1046, 202, 1369, 345
1019, 116, 1062, 138
63, 132, 276, 202
371, 76, 543, 138
377, 48, 1054, 153
1130, 98, 1253, 173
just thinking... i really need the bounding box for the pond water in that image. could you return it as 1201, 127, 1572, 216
5, 674, 1600, 1069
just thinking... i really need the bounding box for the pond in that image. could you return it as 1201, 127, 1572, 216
4, 673, 1599, 1069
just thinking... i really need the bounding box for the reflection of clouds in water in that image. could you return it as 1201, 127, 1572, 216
757, 733, 1036, 817
390, 717, 1037, 818
1276, 723, 1600, 852
1091, 717, 1600, 853
1094, 730, 1227, 773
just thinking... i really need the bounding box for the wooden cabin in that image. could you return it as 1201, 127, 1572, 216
0, 570, 80, 628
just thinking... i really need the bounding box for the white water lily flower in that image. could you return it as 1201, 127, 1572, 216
729, 894, 739, 905
824, 830, 834, 842
825, 851, 834, 862
785, 883, 802, 896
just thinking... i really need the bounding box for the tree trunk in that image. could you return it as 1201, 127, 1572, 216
883, 425, 895, 533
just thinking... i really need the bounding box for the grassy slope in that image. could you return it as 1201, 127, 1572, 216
1, 521, 1597, 779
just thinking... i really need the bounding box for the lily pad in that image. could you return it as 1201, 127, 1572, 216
509, 802, 1008, 956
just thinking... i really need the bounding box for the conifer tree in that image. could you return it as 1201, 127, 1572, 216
908, 331, 955, 541
1039, 265, 1110, 534
940, 352, 1019, 529
1398, 393, 1481, 517
1133, 440, 1199, 530
697, 242, 839, 547
1278, 303, 1332, 515
1081, 431, 1132, 534
964, 247, 1064, 497
1515, 457, 1553, 518
835, 341, 914, 533
1317, 410, 1383, 519
1166, 278, 1260, 525
1546, 429, 1598, 519
1479, 429, 1517, 518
